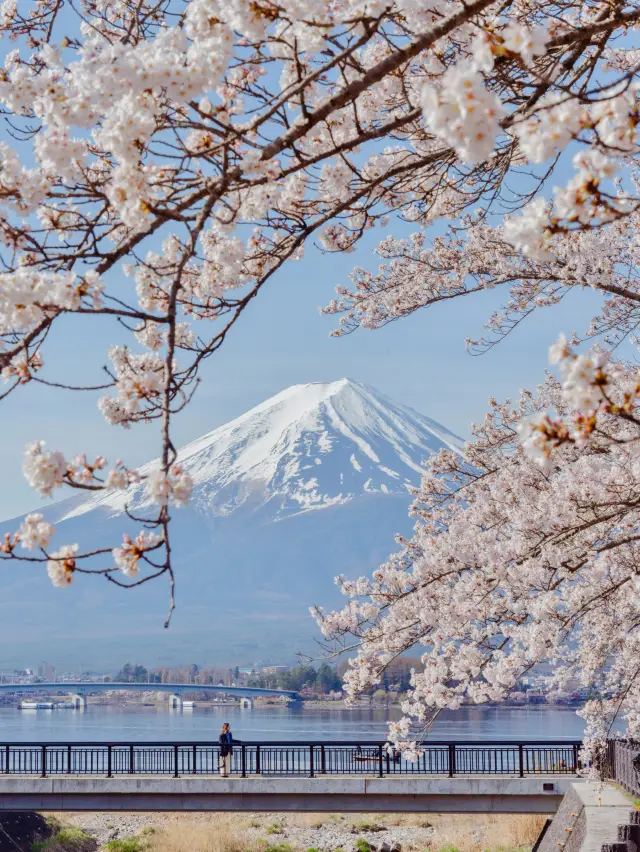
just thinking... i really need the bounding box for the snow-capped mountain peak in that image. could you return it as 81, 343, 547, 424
61, 378, 464, 522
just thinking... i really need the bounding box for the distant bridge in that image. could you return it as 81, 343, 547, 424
0, 740, 581, 813
0, 682, 299, 708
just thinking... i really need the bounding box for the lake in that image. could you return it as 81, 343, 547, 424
0, 704, 585, 742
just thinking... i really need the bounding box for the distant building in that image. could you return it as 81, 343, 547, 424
38, 662, 56, 681
261, 665, 290, 675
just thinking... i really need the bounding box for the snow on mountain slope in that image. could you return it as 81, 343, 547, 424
0, 380, 465, 665
60, 378, 464, 522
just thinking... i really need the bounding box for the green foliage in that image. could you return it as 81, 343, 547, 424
32, 826, 95, 852
265, 824, 284, 835
438, 845, 460, 852
263, 844, 293, 852
104, 837, 146, 852
352, 821, 385, 833
355, 839, 373, 852
55, 829, 92, 848
114, 662, 159, 683
247, 663, 341, 693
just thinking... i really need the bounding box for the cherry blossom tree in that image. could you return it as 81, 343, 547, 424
309, 11, 640, 752
314, 347, 640, 752
0, 0, 639, 676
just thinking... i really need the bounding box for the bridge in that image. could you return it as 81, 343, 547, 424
0, 739, 582, 813
0, 682, 299, 709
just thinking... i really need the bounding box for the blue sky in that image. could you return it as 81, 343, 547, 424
0, 223, 603, 521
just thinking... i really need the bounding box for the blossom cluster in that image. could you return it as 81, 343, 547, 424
46, 544, 78, 588
0, 268, 103, 336
145, 465, 193, 507
518, 336, 631, 470
421, 67, 506, 164
98, 347, 169, 427
113, 531, 163, 578
21, 441, 135, 498
420, 22, 547, 164
0, 512, 54, 554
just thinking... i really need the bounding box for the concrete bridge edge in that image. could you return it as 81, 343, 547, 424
0, 777, 573, 814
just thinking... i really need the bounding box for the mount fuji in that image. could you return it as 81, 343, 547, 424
0, 380, 464, 667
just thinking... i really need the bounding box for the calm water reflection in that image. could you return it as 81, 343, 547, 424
0, 704, 585, 742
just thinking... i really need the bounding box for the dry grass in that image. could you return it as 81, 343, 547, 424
52, 811, 546, 852
143, 812, 544, 852
144, 819, 254, 852
426, 813, 546, 852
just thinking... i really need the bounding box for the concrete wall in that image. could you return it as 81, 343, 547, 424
0, 776, 572, 813
538, 783, 634, 852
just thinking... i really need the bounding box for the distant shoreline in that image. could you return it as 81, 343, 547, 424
297, 699, 585, 711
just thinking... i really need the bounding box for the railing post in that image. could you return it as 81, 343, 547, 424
256, 744, 261, 775
130, 745, 135, 774
378, 744, 383, 778
518, 744, 524, 777
241, 744, 246, 778
41, 745, 47, 778
320, 745, 326, 775
192, 744, 197, 775
67, 744, 72, 774
107, 744, 112, 778
309, 745, 315, 778
573, 743, 579, 774
448, 744, 455, 778
173, 744, 179, 778
4, 744, 9, 774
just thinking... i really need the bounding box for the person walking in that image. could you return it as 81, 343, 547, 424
219, 722, 235, 777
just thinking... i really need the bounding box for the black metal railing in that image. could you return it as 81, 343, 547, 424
604, 740, 640, 796
0, 740, 582, 778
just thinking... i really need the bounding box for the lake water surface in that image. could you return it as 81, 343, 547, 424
0, 704, 585, 742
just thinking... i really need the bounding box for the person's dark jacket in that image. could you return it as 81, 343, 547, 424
219, 732, 236, 756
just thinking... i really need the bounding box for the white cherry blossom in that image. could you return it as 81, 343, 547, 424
23, 442, 67, 498
46, 544, 78, 588
145, 465, 193, 507
113, 531, 163, 578
17, 514, 54, 551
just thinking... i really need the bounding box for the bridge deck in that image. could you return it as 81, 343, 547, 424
0, 682, 298, 699
0, 741, 583, 813
0, 775, 579, 814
